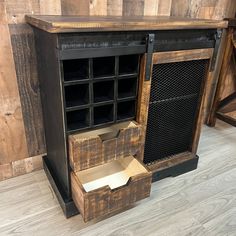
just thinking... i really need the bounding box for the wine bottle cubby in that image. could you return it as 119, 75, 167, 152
64, 84, 89, 108
119, 54, 139, 75
117, 100, 136, 120
93, 80, 114, 103
63, 59, 89, 81
118, 77, 138, 98
66, 108, 90, 131
93, 56, 115, 78
62, 55, 140, 133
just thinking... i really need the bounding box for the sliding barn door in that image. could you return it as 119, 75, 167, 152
137, 49, 213, 167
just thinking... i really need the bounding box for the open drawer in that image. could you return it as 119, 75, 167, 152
71, 155, 152, 222
69, 121, 142, 171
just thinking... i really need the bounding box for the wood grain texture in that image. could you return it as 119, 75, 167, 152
0, 154, 43, 181
219, 96, 236, 113
0, 1, 28, 165
203, 29, 227, 123
191, 65, 212, 154
221, 58, 236, 99
208, 20, 236, 127
39, 0, 61, 15
147, 152, 195, 171
123, 0, 144, 16
61, 0, 89, 15
9, 24, 46, 157
5, 0, 40, 24
0, 1, 5, 23
25, 15, 227, 33
157, 0, 172, 16
136, 54, 152, 161
170, 0, 236, 124
0, 0, 234, 180
107, 0, 122, 16
90, 0, 107, 16
69, 121, 142, 171
152, 48, 213, 64
208, 28, 234, 126
171, 0, 236, 20
216, 112, 236, 127
137, 49, 212, 163
222, 110, 236, 120
143, 0, 172, 16
0, 120, 235, 234
144, 0, 159, 16
71, 158, 152, 222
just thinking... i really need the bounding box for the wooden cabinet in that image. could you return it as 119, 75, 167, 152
26, 15, 227, 221
137, 49, 214, 180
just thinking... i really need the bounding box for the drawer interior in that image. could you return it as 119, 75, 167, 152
71, 155, 152, 221
76, 156, 148, 192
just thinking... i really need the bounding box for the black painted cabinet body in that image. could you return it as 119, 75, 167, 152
27, 16, 225, 218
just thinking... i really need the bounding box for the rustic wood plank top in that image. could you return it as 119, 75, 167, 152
25, 15, 228, 33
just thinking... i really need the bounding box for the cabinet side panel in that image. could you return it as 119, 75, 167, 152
34, 29, 70, 198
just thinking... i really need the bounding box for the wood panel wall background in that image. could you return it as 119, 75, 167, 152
0, 0, 235, 181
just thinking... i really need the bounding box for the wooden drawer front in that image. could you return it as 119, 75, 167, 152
71, 156, 152, 222
69, 121, 142, 171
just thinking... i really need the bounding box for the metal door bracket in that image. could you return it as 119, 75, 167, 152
145, 34, 155, 81
210, 29, 223, 71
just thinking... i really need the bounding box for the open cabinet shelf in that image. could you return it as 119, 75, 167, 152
66, 108, 90, 131
63, 59, 89, 81
93, 80, 114, 103
117, 100, 136, 121
64, 84, 89, 108
94, 104, 114, 125
118, 77, 138, 98
93, 56, 115, 78
119, 55, 140, 75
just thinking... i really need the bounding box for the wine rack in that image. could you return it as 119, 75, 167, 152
62, 55, 140, 133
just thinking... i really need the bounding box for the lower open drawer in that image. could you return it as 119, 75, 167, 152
71, 156, 152, 222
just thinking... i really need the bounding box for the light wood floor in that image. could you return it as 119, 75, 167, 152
0, 120, 235, 236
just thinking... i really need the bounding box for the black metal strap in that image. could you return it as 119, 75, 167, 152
145, 34, 155, 81
210, 29, 223, 71
58, 45, 146, 60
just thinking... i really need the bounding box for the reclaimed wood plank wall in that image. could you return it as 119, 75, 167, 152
0, 0, 235, 181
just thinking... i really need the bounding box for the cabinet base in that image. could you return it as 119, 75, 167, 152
43, 154, 198, 216
150, 154, 199, 182
43, 156, 79, 218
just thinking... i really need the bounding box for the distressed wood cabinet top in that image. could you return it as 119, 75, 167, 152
25, 15, 228, 33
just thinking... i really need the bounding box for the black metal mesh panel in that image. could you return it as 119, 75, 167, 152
150, 60, 209, 102
144, 59, 209, 164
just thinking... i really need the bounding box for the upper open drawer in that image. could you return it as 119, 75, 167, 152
69, 121, 142, 171
71, 155, 152, 222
